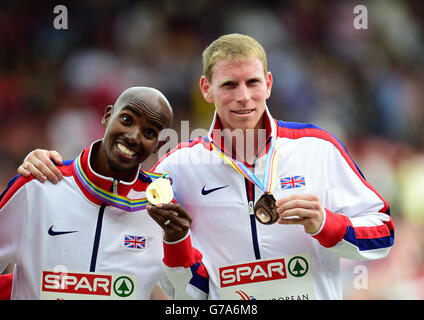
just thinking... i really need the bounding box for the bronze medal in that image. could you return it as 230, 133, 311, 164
254, 193, 279, 225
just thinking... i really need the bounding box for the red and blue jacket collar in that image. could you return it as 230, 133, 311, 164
74, 140, 143, 197
72, 140, 157, 210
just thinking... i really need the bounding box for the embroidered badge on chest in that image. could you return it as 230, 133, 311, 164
280, 176, 306, 190
122, 235, 147, 251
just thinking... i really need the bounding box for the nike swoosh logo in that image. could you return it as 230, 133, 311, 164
48, 225, 78, 236
201, 185, 229, 195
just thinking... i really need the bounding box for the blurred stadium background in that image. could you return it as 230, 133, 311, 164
1, 0, 423, 299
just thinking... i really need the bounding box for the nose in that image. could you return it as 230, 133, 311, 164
125, 127, 142, 144
235, 84, 250, 105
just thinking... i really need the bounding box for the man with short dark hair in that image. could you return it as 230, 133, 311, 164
0, 87, 200, 299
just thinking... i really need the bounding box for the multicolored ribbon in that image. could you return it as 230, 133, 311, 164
211, 124, 279, 194
73, 153, 171, 212
144, 171, 173, 185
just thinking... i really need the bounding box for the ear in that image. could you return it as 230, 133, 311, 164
102, 105, 114, 127
265, 71, 273, 99
199, 76, 214, 103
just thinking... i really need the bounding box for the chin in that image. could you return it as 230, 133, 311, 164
237, 120, 260, 131
108, 157, 137, 173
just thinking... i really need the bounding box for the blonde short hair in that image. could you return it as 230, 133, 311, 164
202, 33, 268, 82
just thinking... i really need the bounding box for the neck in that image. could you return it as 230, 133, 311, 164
219, 118, 267, 164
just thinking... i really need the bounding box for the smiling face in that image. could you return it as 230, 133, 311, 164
96, 87, 173, 181
200, 57, 272, 132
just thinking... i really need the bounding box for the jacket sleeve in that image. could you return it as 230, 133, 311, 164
152, 153, 209, 299
0, 175, 31, 266
311, 143, 394, 260
0, 273, 13, 300
161, 232, 209, 300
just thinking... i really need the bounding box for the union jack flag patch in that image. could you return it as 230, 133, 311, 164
123, 235, 146, 250
280, 176, 306, 190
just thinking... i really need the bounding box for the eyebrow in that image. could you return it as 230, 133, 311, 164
148, 119, 164, 131
122, 105, 142, 117
219, 76, 262, 86
221, 80, 236, 85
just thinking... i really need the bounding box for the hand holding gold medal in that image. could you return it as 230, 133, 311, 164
146, 176, 193, 242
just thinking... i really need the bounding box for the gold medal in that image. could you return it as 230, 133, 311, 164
146, 178, 173, 205
254, 193, 279, 225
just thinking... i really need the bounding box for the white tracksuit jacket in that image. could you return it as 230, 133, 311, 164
0, 141, 184, 300
154, 107, 395, 300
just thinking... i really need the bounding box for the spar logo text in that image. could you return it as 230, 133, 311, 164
219, 258, 286, 287
42, 271, 112, 296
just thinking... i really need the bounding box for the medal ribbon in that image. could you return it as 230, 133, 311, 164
211, 124, 279, 194
73, 153, 171, 212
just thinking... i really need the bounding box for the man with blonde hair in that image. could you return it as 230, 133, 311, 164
18, 33, 394, 299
